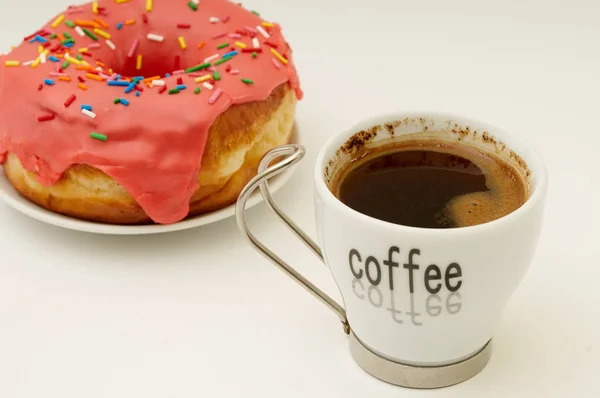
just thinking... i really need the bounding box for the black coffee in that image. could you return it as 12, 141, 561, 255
335, 140, 527, 228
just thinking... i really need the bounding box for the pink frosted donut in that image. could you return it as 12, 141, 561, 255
0, 0, 302, 224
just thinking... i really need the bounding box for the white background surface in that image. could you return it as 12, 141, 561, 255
0, 0, 599, 396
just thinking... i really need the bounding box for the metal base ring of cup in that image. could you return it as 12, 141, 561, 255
349, 332, 492, 389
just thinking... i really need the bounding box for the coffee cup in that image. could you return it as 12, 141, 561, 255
236, 112, 548, 388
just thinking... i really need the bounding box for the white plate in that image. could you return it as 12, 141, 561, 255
0, 126, 300, 235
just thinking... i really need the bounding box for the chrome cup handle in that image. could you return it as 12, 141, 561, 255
236, 144, 349, 334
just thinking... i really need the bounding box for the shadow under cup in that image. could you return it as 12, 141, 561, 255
313, 113, 547, 386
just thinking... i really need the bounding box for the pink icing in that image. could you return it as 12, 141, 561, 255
0, 0, 302, 224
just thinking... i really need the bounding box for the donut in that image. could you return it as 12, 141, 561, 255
0, 0, 302, 225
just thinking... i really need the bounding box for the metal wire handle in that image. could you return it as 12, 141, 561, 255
236, 144, 349, 334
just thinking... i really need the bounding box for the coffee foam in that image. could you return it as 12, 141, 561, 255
428, 142, 527, 228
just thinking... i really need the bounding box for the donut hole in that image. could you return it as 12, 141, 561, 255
101, 48, 179, 79
116, 56, 174, 79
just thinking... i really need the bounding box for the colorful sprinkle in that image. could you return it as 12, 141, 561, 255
217, 42, 229, 49
147, 33, 165, 42
209, 17, 219, 23
93, 28, 111, 39
197, 41, 205, 49
212, 33, 227, 40
146, 0, 153, 12
128, 39, 139, 58
235, 41, 246, 49
252, 52, 257, 58
64, 94, 77, 107
82, 28, 98, 41
136, 54, 143, 70
176, 84, 187, 90
222, 50, 238, 58
257, 26, 270, 39
116, 22, 124, 30
188, 1, 198, 11
75, 20, 97, 28
38, 114, 55, 122
213, 71, 221, 80
241, 78, 254, 85
158, 86, 167, 94
58, 76, 71, 82
108, 80, 130, 87
72, 27, 84, 39
270, 48, 288, 64
125, 82, 137, 93
203, 82, 214, 90
51, 15, 65, 28
194, 87, 201, 94
65, 20, 76, 28
65, 55, 81, 65
252, 37, 260, 48
81, 109, 96, 118
44, 79, 55, 86
151, 80, 166, 87
4, 61, 20, 67
272, 58, 281, 69
195, 75, 211, 83
204, 54, 219, 63
208, 88, 222, 104
186, 63, 211, 73
106, 40, 116, 50
92, 1, 99, 14
136, 91, 141, 97
78, 83, 88, 90
142, 14, 149, 24
120, 98, 130, 106
125, 19, 136, 25
168, 88, 180, 95
86, 73, 104, 82
94, 18, 109, 29
178, 36, 187, 49
214, 57, 231, 66
177, 23, 191, 29
90, 132, 107, 141
29, 35, 46, 44
81, 104, 93, 111
262, 22, 274, 28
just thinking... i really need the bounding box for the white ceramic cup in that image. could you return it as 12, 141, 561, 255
236, 112, 547, 388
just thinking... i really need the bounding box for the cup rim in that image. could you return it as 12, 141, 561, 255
314, 111, 548, 235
